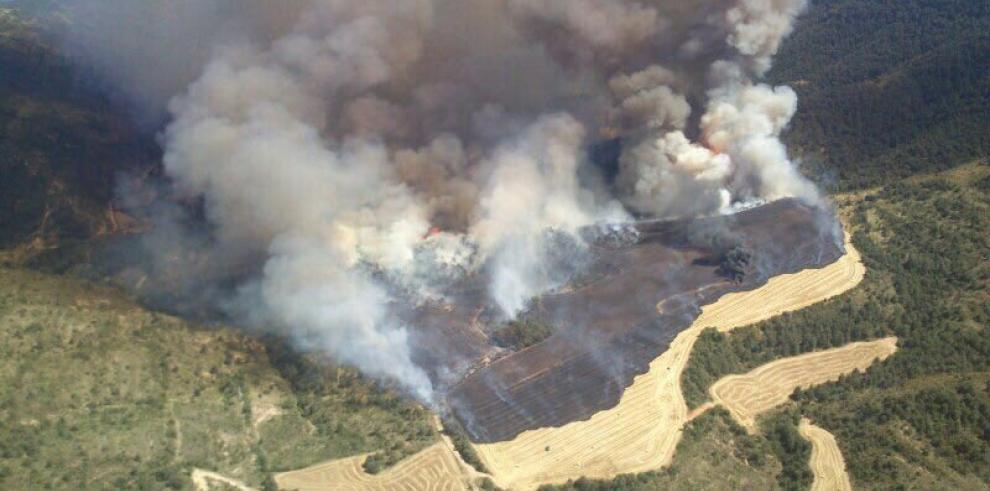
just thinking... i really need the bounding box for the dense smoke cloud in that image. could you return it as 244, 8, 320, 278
58, 0, 814, 401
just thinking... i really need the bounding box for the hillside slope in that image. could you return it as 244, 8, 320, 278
0, 267, 436, 490
1, 2, 988, 490
769, 0, 990, 189
0, 8, 157, 254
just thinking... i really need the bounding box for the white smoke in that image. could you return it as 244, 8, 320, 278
56, 0, 816, 401
470, 114, 626, 315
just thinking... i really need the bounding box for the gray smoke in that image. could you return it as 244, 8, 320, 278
55, 0, 816, 402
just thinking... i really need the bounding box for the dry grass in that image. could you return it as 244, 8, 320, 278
709, 337, 897, 431
470, 235, 866, 490
273, 442, 471, 491
799, 419, 853, 491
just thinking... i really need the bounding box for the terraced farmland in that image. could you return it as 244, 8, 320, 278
709, 337, 898, 431
274, 442, 471, 491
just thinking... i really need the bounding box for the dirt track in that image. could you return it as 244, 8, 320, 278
799, 419, 853, 491
273, 441, 471, 491
710, 337, 898, 431
191, 469, 256, 491
470, 235, 866, 490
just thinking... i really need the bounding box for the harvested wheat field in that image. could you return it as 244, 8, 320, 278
799, 418, 853, 491
273, 441, 471, 491
470, 235, 866, 490
710, 337, 898, 431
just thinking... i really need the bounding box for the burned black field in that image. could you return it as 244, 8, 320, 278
399, 199, 845, 442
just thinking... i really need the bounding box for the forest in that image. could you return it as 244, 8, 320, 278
769, 0, 990, 190
541, 407, 813, 491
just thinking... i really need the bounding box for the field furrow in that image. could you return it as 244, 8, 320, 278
273, 442, 470, 491
710, 337, 897, 430
799, 419, 853, 491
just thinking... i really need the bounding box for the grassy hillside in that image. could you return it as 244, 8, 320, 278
770, 0, 990, 189
0, 267, 436, 490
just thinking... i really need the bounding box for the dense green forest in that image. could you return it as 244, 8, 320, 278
769, 0, 990, 190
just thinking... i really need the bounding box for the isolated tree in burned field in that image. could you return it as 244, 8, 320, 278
684, 221, 753, 282
717, 245, 754, 283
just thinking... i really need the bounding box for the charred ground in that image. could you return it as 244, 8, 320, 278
438, 199, 843, 442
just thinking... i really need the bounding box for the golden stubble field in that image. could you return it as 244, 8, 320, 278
709, 337, 898, 431
701, 337, 897, 491
799, 418, 854, 491
702, 337, 897, 491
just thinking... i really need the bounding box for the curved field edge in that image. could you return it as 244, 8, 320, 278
272, 417, 486, 491
710, 337, 898, 431
274, 442, 468, 491
470, 235, 865, 490
799, 419, 853, 491
191, 469, 256, 491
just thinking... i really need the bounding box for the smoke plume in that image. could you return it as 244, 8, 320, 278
56, 0, 815, 402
